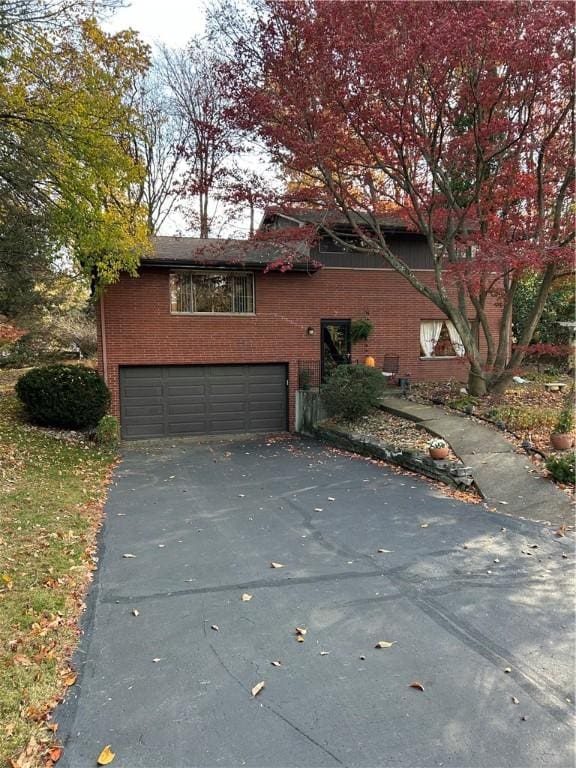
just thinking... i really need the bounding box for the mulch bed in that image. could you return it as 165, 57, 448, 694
331, 409, 458, 460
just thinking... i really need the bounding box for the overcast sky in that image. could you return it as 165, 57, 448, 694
104, 0, 206, 48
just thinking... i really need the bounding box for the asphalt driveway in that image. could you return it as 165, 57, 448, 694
56, 436, 575, 768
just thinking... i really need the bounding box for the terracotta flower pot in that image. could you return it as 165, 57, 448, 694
429, 446, 449, 460
550, 432, 574, 451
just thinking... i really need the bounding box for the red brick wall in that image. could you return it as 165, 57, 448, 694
98, 267, 501, 430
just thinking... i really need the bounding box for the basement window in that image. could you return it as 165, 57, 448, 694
170, 271, 255, 314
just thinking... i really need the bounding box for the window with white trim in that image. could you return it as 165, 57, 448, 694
420, 320, 465, 358
170, 271, 255, 314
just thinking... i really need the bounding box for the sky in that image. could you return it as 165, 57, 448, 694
103, 0, 258, 238
104, 0, 206, 49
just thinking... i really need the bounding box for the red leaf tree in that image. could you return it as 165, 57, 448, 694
217, 0, 574, 394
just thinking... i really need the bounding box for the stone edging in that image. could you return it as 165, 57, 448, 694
307, 423, 475, 490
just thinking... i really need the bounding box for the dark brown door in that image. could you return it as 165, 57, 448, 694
321, 319, 351, 382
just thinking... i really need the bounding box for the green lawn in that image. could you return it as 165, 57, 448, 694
0, 372, 115, 767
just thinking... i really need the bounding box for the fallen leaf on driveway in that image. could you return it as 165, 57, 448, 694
152, 658, 162, 663
97, 745, 115, 765
504, 667, 512, 673
319, 650, 330, 656
555, 525, 566, 537
328, 497, 335, 501
512, 696, 519, 704
122, 553, 136, 559
271, 660, 282, 667
270, 562, 285, 569
375, 641, 396, 649
251, 681, 265, 697
241, 593, 253, 602
420, 523, 429, 528
409, 681, 425, 691
211, 624, 219, 632
296, 634, 305, 643
377, 549, 392, 553
132, 609, 139, 617
314, 508, 323, 512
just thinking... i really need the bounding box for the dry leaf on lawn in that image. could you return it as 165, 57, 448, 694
251, 681, 265, 697
241, 593, 253, 602
409, 681, 425, 691
374, 641, 396, 649
97, 745, 116, 765
48, 746, 63, 763
63, 672, 77, 686
270, 562, 285, 568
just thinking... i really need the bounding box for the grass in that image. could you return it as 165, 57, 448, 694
0, 370, 115, 767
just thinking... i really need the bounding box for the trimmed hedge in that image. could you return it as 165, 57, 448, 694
321, 364, 387, 419
16, 364, 110, 429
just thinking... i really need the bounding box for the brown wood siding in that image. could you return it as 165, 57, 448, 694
315, 235, 434, 269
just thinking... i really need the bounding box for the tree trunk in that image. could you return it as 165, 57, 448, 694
467, 364, 487, 396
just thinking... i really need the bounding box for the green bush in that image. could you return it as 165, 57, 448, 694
16, 364, 110, 429
321, 364, 387, 419
546, 452, 575, 485
94, 415, 119, 447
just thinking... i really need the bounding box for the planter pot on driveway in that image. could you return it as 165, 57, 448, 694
550, 432, 574, 451
429, 446, 449, 460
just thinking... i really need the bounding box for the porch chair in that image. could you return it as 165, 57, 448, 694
382, 355, 400, 385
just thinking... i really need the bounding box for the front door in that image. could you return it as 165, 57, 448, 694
321, 319, 351, 382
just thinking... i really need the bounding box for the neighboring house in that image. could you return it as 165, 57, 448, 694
97, 211, 500, 438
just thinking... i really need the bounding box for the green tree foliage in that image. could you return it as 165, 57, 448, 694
513, 273, 575, 346
0, 3, 152, 293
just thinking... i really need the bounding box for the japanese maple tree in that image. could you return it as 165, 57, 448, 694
218, 0, 574, 394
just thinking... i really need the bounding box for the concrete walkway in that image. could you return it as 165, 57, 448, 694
381, 396, 574, 527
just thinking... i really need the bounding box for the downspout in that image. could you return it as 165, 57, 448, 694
99, 294, 108, 385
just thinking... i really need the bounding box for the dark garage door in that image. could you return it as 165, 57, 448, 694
120, 364, 287, 439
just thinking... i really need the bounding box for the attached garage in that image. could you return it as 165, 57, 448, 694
120, 364, 288, 439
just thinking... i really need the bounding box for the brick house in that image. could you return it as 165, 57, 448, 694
97, 211, 500, 438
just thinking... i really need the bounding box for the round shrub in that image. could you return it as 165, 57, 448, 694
321, 364, 387, 420
16, 364, 110, 429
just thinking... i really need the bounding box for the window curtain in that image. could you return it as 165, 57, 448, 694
420, 320, 443, 357
445, 321, 465, 357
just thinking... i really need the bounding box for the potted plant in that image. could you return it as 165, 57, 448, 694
551, 407, 574, 451
428, 438, 449, 460
351, 318, 374, 344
